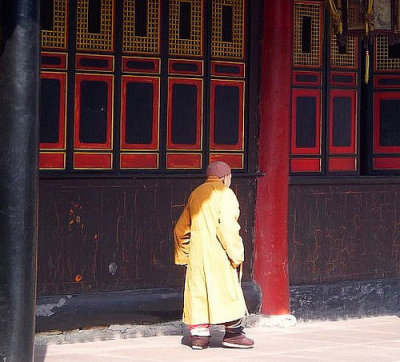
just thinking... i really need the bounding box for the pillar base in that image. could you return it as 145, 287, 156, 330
246, 314, 297, 328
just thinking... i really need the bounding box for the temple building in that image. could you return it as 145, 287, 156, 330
1, 1, 400, 358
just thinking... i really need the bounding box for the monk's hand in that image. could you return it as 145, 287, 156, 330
230, 260, 242, 269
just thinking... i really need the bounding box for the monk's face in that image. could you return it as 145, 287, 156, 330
222, 174, 232, 188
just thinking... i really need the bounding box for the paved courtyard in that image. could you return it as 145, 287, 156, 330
34, 315, 400, 361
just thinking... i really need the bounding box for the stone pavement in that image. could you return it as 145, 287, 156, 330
34, 315, 400, 362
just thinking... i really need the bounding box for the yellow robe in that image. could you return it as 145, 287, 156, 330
174, 176, 247, 325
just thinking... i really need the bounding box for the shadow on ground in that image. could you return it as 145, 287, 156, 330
33, 345, 47, 362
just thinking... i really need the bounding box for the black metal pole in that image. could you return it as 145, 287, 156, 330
0, 0, 40, 361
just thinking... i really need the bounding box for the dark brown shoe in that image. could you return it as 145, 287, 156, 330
222, 332, 254, 349
191, 335, 210, 350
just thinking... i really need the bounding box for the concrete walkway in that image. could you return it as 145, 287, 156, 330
34, 315, 400, 361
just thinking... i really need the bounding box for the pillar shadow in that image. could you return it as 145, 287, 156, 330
33, 345, 47, 362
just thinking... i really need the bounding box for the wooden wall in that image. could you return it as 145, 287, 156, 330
288, 180, 400, 285
37, 176, 256, 296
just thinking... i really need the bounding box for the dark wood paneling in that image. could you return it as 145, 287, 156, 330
296, 96, 316, 148
171, 84, 198, 145
134, 0, 147, 37
332, 97, 351, 147
38, 177, 256, 296
214, 85, 240, 145
125, 82, 154, 145
289, 183, 400, 285
210, 80, 244, 151
301, 16, 312, 53
329, 89, 357, 156
79, 81, 108, 144
40, 78, 61, 144
41, 0, 54, 31
179, 1, 191, 40
291, 88, 321, 156
88, 0, 102, 34
121, 76, 159, 151
380, 99, 400, 146
74, 74, 113, 150
167, 78, 202, 150
222, 5, 233, 42
40, 72, 67, 150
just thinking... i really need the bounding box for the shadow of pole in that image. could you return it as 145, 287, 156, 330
33, 344, 48, 362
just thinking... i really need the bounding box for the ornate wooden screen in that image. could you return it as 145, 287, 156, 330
291, 0, 324, 173
39, 0, 249, 172
327, 30, 359, 173
291, 0, 360, 175
371, 36, 400, 173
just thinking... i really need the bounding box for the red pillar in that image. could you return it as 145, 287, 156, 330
253, 0, 292, 315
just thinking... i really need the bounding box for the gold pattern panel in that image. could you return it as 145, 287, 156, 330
330, 33, 357, 69
41, 0, 68, 49
293, 1, 322, 68
169, 0, 203, 57
123, 0, 160, 54
76, 0, 114, 52
375, 36, 400, 71
211, 0, 245, 59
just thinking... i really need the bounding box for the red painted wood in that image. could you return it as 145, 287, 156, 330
75, 54, 114, 72
120, 153, 158, 169
40, 52, 67, 70
122, 57, 161, 74
166, 153, 202, 169
209, 153, 243, 169
292, 71, 322, 87
39, 152, 65, 169
373, 75, 400, 88
73, 153, 112, 169
168, 59, 204, 76
330, 71, 357, 87
211, 61, 245, 78
329, 157, 357, 171
373, 157, 400, 170
254, 0, 292, 315
291, 158, 321, 172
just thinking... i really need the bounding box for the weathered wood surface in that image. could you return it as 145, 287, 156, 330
289, 183, 400, 285
38, 177, 256, 296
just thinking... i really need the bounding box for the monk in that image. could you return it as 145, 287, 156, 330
174, 161, 254, 350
